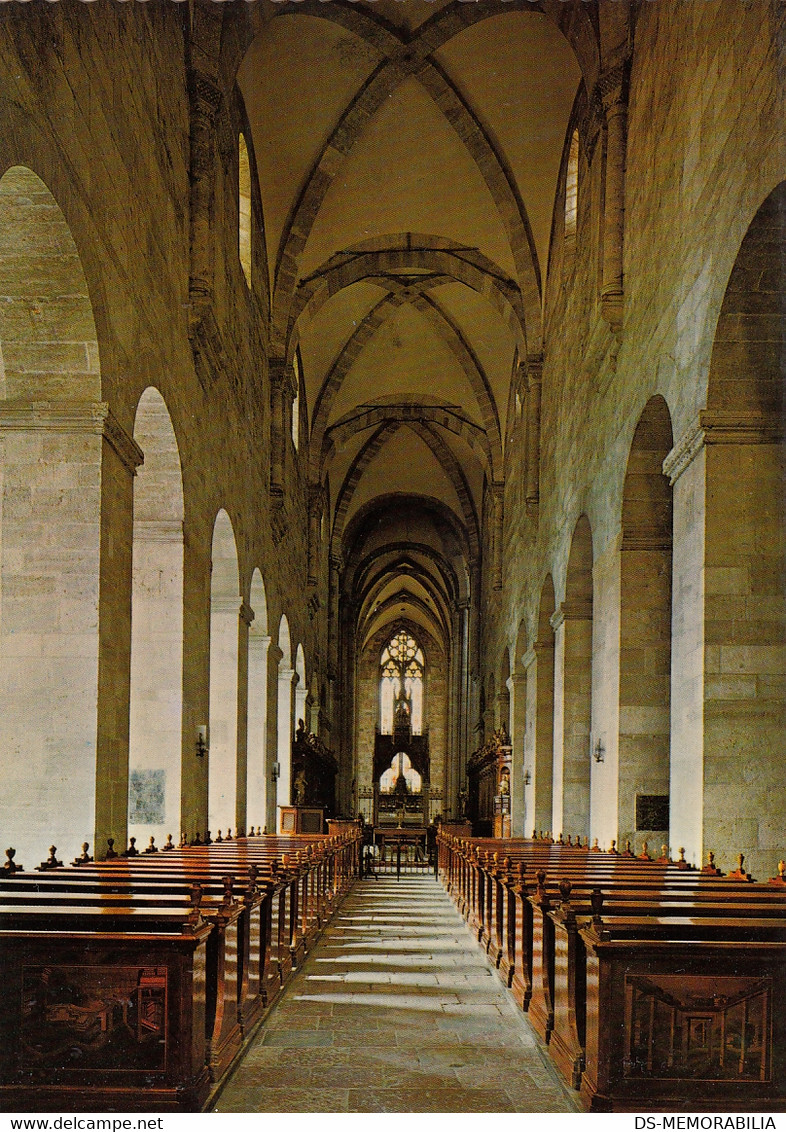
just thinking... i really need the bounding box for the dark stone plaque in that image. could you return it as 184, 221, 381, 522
636, 793, 669, 831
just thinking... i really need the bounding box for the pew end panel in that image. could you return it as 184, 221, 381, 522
0, 926, 213, 1112
579, 931, 786, 1113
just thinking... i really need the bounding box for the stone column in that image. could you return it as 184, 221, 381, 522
0, 401, 142, 865
276, 665, 296, 817
551, 601, 592, 841
491, 482, 504, 590
235, 599, 255, 833
525, 355, 543, 515
665, 411, 784, 878
509, 671, 527, 835
599, 66, 628, 332
268, 359, 286, 498
307, 486, 323, 586
246, 630, 271, 834
208, 594, 242, 836
128, 517, 184, 850
523, 642, 554, 835
265, 643, 283, 833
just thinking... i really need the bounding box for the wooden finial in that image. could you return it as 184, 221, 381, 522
226, 828, 233, 841
701, 851, 722, 876
592, 838, 600, 852
675, 846, 690, 870
215, 830, 223, 843
638, 841, 652, 861
72, 842, 92, 866
163, 834, 175, 851
728, 853, 753, 882
621, 839, 634, 858
37, 846, 63, 871
179, 831, 188, 848
105, 837, 118, 859
123, 837, 138, 858
145, 836, 158, 854
657, 844, 671, 864
609, 839, 618, 855
590, 887, 604, 925
2, 847, 22, 874
204, 830, 212, 845
222, 876, 234, 906
770, 860, 786, 886
192, 831, 202, 846
558, 879, 572, 905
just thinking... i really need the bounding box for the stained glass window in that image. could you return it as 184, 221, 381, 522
379, 630, 424, 734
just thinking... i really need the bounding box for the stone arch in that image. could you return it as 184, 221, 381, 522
293, 240, 526, 359
276, 613, 294, 819
208, 510, 241, 838
0, 165, 114, 866
128, 388, 184, 851
246, 568, 270, 833
553, 516, 593, 841
617, 396, 673, 850
670, 181, 785, 878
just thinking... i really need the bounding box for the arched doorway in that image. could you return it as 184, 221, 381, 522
0, 166, 112, 865
208, 510, 240, 837
618, 396, 673, 852
670, 181, 785, 877
128, 388, 184, 850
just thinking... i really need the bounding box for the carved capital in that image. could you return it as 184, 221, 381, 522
240, 601, 255, 627
550, 600, 593, 632
664, 410, 782, 485
0, 400, 143, 476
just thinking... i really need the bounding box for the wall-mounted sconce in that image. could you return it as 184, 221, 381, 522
271, 761, 281, 782
592, 737, 605, 763
195, 725, 208, 759
524, 770, 532, 786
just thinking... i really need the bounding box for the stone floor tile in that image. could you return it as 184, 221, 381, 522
214, 874, 579, 1114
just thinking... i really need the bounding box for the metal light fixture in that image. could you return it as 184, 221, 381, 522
195, 725, 208, 758
592, 737, 605, 763
271, 761, 281, 782
524, 769, 532, 786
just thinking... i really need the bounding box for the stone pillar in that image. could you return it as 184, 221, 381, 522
265, 643, 283, 833
509, 671, 527, 835
188, 73, 220, 303
524, 642, 554, 835
208, 594, 241, 836
666, 411, 784, 878
551, 601, 592, 841
599, 67, 628, 331
269, 359, 286, 498
276, 665, 296, 816
235, 600, 254, 832
525, 355, 543, 514
307, 486, 323, 586
491, 482, 504, 590
246, 630, 270, 834
0, 401, 142, 866
128, 517, 184, 850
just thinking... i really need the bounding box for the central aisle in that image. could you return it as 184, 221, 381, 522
214, 873, 581, 1113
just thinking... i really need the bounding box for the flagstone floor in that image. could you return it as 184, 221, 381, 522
213, 873, 582, 1113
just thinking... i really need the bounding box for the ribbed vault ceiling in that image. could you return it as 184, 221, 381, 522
237, 0, 583, 633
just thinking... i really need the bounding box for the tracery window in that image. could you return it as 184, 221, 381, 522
565, 128, 579, 242
292, 350, 301, 450
379, 629, 424, 735
238, 134, 252, 288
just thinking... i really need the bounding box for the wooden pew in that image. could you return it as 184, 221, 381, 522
0, 829, 361, 1112
437, 832, 786, 1112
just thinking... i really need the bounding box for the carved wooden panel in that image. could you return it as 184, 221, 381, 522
21, 965, 168, 1073
624, 976, 771, 1082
